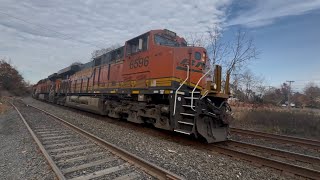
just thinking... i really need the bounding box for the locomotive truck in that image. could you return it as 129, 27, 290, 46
33, 29, 232, 143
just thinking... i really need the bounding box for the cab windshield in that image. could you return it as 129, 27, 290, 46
154, 35, 179, 47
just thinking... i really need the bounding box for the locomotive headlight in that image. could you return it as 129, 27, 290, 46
211, 82, 217, 90
202, 52, 206, 61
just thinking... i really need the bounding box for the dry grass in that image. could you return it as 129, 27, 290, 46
230, 106, 320, 140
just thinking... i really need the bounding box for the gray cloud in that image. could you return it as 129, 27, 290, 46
0, 0, 231, 83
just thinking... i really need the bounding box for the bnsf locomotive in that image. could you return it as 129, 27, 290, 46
33, 29, 232, 143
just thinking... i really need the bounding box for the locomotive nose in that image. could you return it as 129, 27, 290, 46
178, 48, 207, 68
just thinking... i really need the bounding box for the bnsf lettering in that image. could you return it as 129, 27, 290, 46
129, 56, 149, 69
180, 59, 205, 68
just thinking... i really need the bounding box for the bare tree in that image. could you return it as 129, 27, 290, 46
206, 25, 229, 66
185, 25, 257, 74
185, 25, 229, 67
185, 26, 259, 101
227, 29, 258, 74
256, 85, 267, 97
232, 69, 264, 102
263, 87, 283, 105
304, 83, 320, 108
185, 32, 207, 47
240, 69, 256, 101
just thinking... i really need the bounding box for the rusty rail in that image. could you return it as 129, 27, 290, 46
211, 143, 320, 179
10, 102, 66, 180
230, 128, 320, 149
226, 140, 320, 167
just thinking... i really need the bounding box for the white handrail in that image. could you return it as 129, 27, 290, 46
173, 65, 189, 116
200, 90, 209, 100
191, 69, 212, 111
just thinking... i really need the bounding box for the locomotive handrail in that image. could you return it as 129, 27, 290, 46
191, 69, 212, 111
200, 90, 209, 100
173, 65, 189, 116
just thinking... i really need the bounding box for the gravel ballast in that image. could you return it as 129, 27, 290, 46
23, 97, 300, 180
15, 101, 152, 179
0, 102, 56, 180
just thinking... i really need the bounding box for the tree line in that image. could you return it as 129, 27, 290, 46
264, 83, 320, 108
0, 58, 31, 96
232, 76, 320, 108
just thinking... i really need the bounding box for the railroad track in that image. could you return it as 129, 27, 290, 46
230, 127, 320, 150
15, 98, 320, 179
209, 140, 320, 179
11, 101, 183, 180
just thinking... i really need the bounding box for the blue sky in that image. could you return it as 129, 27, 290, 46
246, 10, 320, 91
0, 0, 319, 91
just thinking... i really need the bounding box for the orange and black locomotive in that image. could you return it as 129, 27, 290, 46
33, 29, 231, 143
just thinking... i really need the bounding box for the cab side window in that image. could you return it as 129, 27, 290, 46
110, 47, 124, 62
126, 33, 149, 56
95, 46, 124, 65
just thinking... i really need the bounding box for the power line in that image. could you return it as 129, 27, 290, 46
0, 11, 103, 49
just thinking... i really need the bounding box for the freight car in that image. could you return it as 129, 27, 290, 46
32, 29, 232, 143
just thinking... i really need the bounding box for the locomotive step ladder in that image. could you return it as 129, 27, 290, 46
172, 65, 211, 135
173, 91, 201, 135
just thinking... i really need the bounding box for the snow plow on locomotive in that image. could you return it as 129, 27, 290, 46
32, 29, 232, 143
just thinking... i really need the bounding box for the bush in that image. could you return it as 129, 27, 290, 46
231, 107, 320, 140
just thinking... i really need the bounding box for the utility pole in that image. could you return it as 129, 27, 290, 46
286, 80, 295, 109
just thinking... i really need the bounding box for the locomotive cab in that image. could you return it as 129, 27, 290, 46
154, 30, 231, 142
116, 29, 231, 142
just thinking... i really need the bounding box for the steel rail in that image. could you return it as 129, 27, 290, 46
231, 128, 320, 149
227, 140, 320, 167
210, 144, 320, 179
27, 104, 183, 180
10, 102, 66, 180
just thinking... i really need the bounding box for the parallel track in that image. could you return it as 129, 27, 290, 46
209, 140, 320, 179
11, 101, 183, 180
230, 127, 320, 149
226, 140, 320, 167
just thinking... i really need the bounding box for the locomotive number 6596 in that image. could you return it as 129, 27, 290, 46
129, 56, 149, 69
